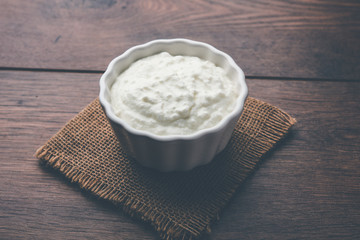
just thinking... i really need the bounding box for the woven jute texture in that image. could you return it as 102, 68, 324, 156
35, 97, 295, 240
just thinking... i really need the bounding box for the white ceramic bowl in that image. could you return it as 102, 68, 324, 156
99, 39, 248, 171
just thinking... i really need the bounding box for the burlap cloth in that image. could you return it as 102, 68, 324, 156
35, 97, 295, 240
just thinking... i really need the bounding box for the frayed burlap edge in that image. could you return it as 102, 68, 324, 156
36, 144, 195, 240
35, 97, 296, 240
195, 98, 296, 238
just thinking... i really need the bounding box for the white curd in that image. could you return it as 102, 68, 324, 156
110, 52, 239, 136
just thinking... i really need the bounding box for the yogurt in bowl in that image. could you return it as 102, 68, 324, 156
99, 39, 248, 171
110, 52, 240, 136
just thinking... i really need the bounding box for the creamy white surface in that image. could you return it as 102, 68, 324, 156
110, 52, 239, 135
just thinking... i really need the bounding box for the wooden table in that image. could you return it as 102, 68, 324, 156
1, 1, 359, 239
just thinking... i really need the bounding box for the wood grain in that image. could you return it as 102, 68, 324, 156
1, 71, 359, 239
1, 0, 360, 80
0, 71, 158, 240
